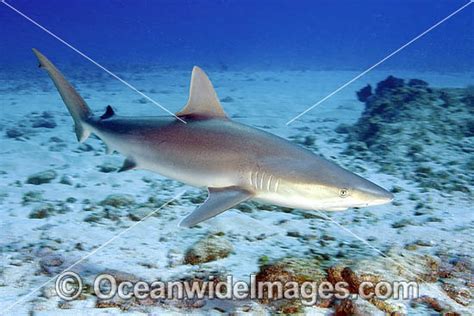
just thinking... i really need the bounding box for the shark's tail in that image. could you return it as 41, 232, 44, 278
32, 48, 92, 142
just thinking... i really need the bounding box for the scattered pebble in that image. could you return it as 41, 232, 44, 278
26, 170, 57, 185
220, 96, 234, 103
184, 234, 233, 265
392, 218, 413, 228
59, 174, 74, 185
22, 191, 43, 204
100, 194, 135, 208
29, 203, 55, 219
97, 162, 118, 173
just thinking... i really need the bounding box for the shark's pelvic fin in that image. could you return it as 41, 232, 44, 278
118, 158, 137, 172
32, 48, 92, 143
176, 66, 228, 119
179, 186, 253, 228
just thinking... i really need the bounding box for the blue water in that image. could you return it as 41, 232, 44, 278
1, 2, 474, 314
1, 0, 472, 71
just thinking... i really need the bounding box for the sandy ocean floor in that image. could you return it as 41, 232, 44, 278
0, 67, 473, 315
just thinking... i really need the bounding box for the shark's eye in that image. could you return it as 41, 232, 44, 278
339, 188, 349, 198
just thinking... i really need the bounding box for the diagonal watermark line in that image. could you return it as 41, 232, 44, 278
3, 189, 187, 313
1, 1, 186, 124
315, 211, 448, 299
286, 1, 473, 125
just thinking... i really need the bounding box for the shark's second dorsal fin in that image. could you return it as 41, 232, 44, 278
100, 105, 115, 120
176, 66, 227, 119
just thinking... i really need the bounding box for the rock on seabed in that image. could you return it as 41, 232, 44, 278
184, 234, 233, 265
100, 194, 136, 208
339, 77, 473, 194
26, 170, 57, 185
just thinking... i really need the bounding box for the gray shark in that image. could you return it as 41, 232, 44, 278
32, 49, 393, 227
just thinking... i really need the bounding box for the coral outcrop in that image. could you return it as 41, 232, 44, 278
339, 77, 473, 194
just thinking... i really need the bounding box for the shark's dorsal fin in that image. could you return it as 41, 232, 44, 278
176, 66, 227, 119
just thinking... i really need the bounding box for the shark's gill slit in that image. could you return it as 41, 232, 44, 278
267, 174, 273, 192
260, 171, 265, 191
274, 178, 281, 193
256, 171, 260, 190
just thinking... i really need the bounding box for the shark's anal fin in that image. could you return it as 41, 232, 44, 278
176, 66, 228, 119
179, 187, 253, 228
118, 158, 136, 172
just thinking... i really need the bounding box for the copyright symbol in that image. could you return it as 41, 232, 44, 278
55, 271, 83, 300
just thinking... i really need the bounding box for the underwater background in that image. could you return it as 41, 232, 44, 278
0, 0, 473, 315
1, 0, 473, 71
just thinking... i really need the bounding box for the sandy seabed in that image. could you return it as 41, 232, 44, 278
0, 67, 472, 315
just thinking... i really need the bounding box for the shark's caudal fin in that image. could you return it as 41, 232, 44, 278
32, 48, 92, 142
176, 66, 228, 119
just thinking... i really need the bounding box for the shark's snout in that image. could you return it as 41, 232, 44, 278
358, 181, 394, 206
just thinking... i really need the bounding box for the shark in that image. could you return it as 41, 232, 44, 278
32, 48, 393, 228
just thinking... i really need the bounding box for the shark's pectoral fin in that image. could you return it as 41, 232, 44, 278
176, 66, 228, 119
118, 158, 136, 172
179, 186, 253, 228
